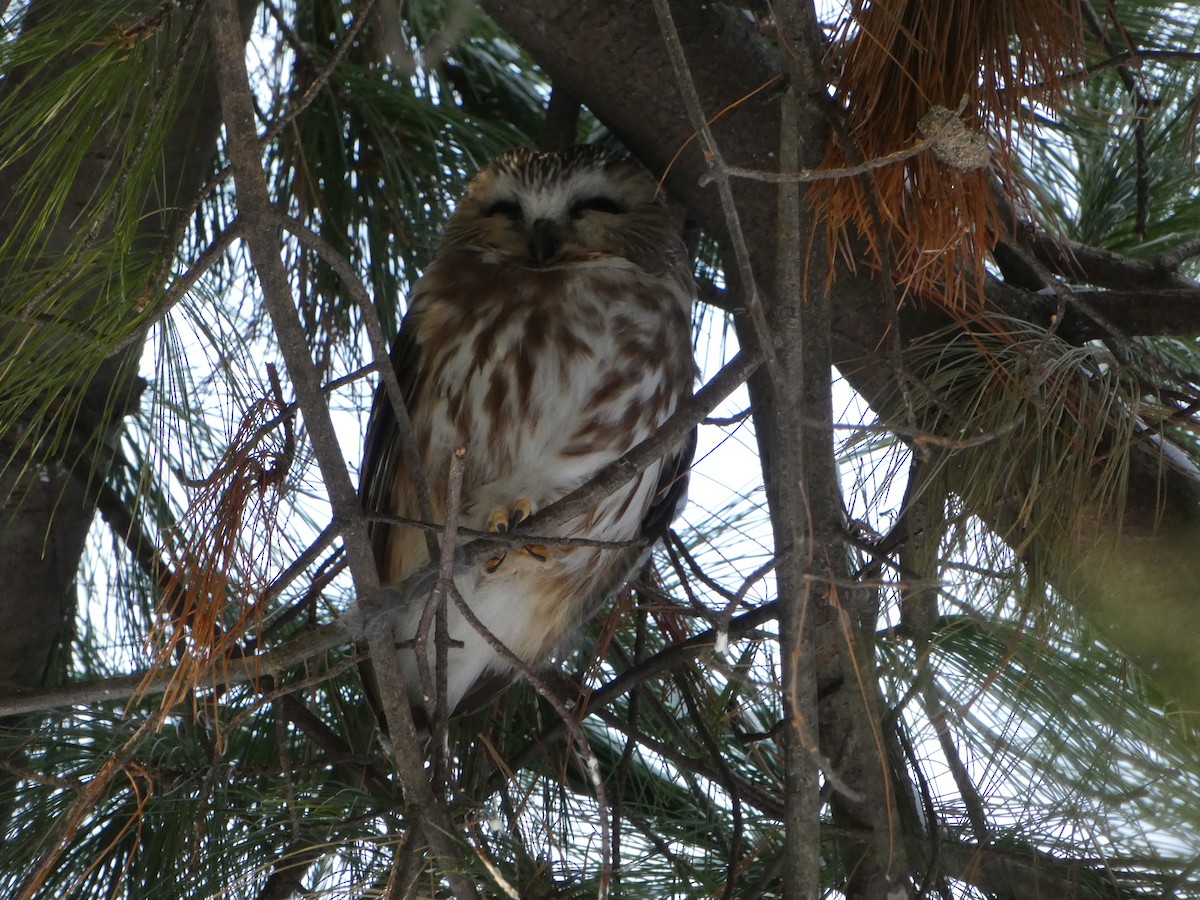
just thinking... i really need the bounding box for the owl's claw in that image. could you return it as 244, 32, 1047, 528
486, 498, 531, 533
483, 499, 550, 572
524, 544, 550, 563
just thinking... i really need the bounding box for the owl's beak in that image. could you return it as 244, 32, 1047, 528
527, 218, 563, 264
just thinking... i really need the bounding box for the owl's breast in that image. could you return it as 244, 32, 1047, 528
410, 261, 692, 528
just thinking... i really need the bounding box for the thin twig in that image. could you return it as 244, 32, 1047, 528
588, 703, 784, 819
1020, 48, 1200, 91
145, 0, 380, 327
483, 600, 781, 800
715, 556, 778, 650
420, 446, 468, 766
444, 577, 614, 897
666, 530, 738, 606
704, 408, 752, 426
650, 0, 786, 398
0, 617, 351, 718
716, 137, 934, 183
517, 346, 762, 539
107, 216, 243, 358
278, 210, 439, 558
366, 514, 641, 551
1155, 237, 1200, 273
244, 523, 341, 646
268, 0, 379, 147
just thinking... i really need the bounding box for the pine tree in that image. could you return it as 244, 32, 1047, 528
3, 1, 1200, 896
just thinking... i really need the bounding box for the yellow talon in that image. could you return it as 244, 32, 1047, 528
483, 499, 538, 573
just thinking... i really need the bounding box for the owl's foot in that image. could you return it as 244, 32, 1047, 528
483, 499, 551, 572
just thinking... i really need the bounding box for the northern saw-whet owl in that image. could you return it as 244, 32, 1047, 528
360, 146, 696, 720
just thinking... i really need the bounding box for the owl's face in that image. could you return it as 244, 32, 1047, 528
439, 146, 684, 275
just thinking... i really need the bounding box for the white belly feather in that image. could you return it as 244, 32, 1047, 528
393, 264, 689, 715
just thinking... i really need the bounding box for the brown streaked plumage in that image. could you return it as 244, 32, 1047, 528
360, 146, 696, 718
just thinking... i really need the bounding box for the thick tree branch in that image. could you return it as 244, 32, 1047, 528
1024, 224, 1199, 291
481, 0, 1200, 714
1063, 288, 1200, 338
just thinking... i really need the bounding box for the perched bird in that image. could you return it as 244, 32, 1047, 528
360, 146, 696, 720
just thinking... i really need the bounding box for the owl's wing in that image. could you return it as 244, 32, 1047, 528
358, 319, 425, 731
360, 316, 422, 572
640, 423, 698, 540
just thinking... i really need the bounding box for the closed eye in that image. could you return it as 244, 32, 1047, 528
485, 199, 523, 220
570, 195, 626, 218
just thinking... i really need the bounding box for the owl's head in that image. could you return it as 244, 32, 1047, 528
439, 146, 685, 274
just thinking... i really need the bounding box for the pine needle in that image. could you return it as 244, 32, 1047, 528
142, 370, 294, 716
813, 0, 1088, 309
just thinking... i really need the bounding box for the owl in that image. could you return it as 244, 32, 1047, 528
360, 146, 696, 720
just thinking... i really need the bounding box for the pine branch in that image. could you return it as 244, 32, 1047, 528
767, 3, 825, 891
1024, 225, 1199, 290
203, 3, 476, 895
